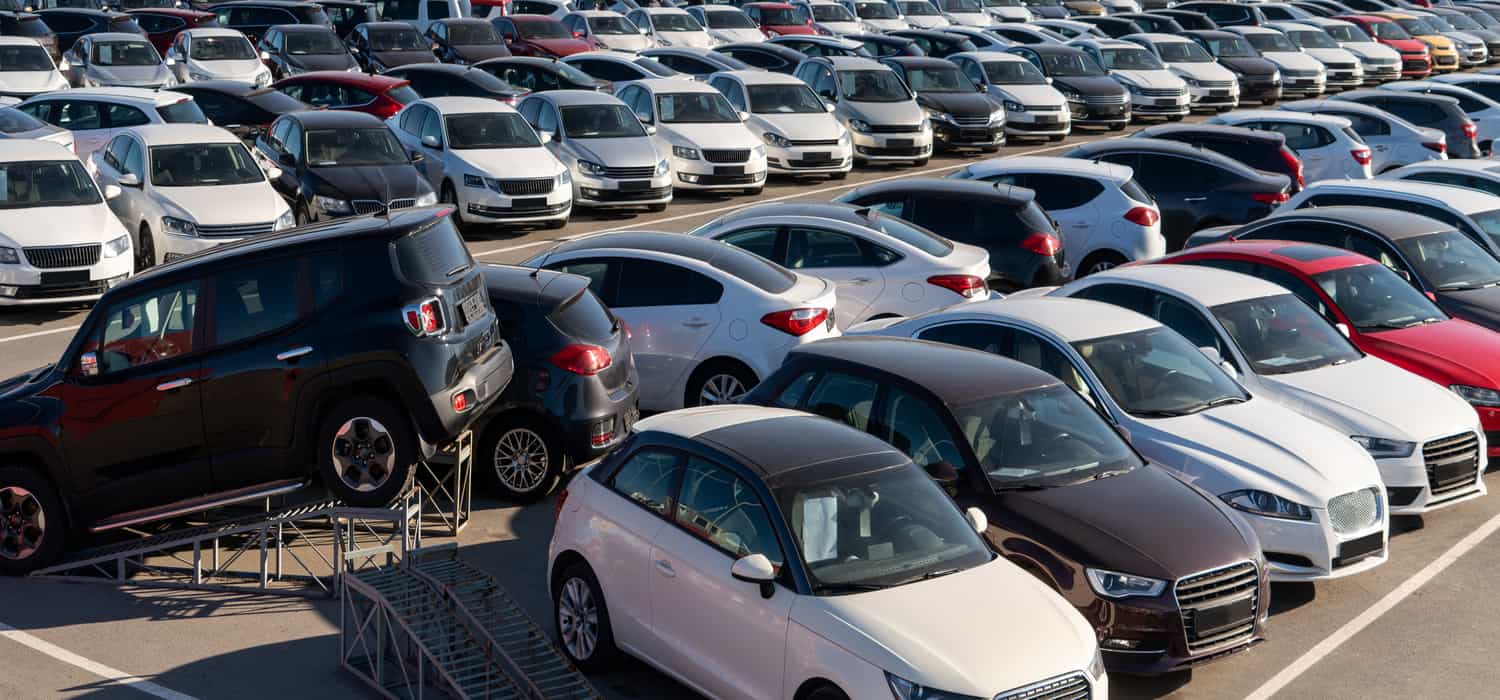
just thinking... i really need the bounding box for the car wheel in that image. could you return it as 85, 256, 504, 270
1168, 114, 1184, 122
686, 361, 756, 407
295, 202, 312, 226
744, 187, 763, 196
1108, 123, 1125, 131
441, 181, 466, 233
1261, 98, 1276, 106
981, 145, 1001, 153
830, 171, 848, 180
480, 417, 563, 504
546, 218, 567, 230
805, 684, 851, 700
647, 203, 667, 212
134, 223, 155, 273
1078, 251, 1128, 277
316, 397, 415, 507
0, 467, 65, 576
1049, 133, 1066, 142
553, 561, 619, 670
913, 157, 930, 167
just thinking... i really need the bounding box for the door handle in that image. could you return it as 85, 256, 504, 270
849, 277, 872, 285
277, 346, 314, 362
682, 320, 710, 329
156, 378, 193, 392
654, 559, 676, 577
1183, 197, 1207, 202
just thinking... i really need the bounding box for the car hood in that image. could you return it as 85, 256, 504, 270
157, 182, 287, 225
455, 146, 561, 178
0, 201, 126, 247
528, 37, 595, 55
1113, 69, 1186, 89
1219, 56, 1279, 77
287, 52, 359, 71
1382, 38, 1428, 53
454, 44, 511, 63
987, 82, 1065, 106
1261, 354, 1480, 443
1052, 74, 1126, 97
187, 57, 264, 79
569, 134, 662, 166
749, 111, 845, 139
818, 20, 864, 33
904, 16, 951, 28
1358, 318, 1500, 390
1302, 47, 1358, 64
866, 18, 910, 30
597, 34, 653, 52
1170, 61, 1237, 82
709, 28, 767, 44
657, 30, 715, 48
660, 121, 760, 148
0, 70, 66, 94
1262, 51, 1325, 72
308, 163, 429, 200
88, 63, 170, 86
1418, 35, 1454, 51
1344, 42, 1400, 61
989, 464, 1259, 581
1437, 285, 1500, 333
370, 49, 438, 69
789, 557, 1096, 696
916, 90, 995, 116
843, 98, 924, 123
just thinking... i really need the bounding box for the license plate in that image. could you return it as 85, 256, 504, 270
619, 180, 650, 191
1193, 597, 1255, 637
1433, 458, 1477, 487
802, 151, 831, 162
887, 139, 914, 147
40, 270, 89, 285
460, 292, 488, 325
1097, 106, 1123, 115
1155, 98, 1176, 107
715, 165, 744, 175
1210, 90, 1229, 97
1035, 115, 1055, 123
512, 197, 547, 211
1337, 531, 1384, 565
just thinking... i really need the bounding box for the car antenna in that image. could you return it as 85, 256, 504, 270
530, 245, 555, 279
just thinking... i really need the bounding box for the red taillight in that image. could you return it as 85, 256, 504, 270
451, 389, 476, 413
402, 298, 445, 336
554, 487, 569, 521
589, 419, 614, 447
1350, 147, 1372, 167
1463, 122, 1478, 141
1020, 232, 1062, 256
927, 274, 987, 299
550, 344, 612, 375
1124, 206, 1159, 227
761, 308, 830, 336
1252, 191, 1290, 205
371, 95, 403, 119
1279, 146, 1305, 187
1424, 140, 1448, 154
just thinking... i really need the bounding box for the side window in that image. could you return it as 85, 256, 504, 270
91, 282, 199, 375
904, 195, 974, 237
1069, 282, 1154, 317
610, 448, 680, 516
673, 458, 785, 568
51, 101, 102, 130
106, 104, 151, 129
310, 253, 342, 308
535, 101, 560, 135
1345, 232, 1403, 271
721, 82, 747, 111
399, 104, 422, 133
284, 122, 304, 162
718, 227, 781, 264
1239, 221, 1349, 247
212, 258, 303, 346
268, 118, 291, 150
102, 135, 129, 170
786, 227, 866, 268
802, 371, 880, 431
918, 322, 1010, 355
879, 388, 965, 471
1026, 174, 1104, 211
122, 138, 145, 178
1335, 111, 1389, 136
1150, 293, 1223, 354
772, 370, 817, 408
517, 97, 541, 124
960, 59, 984, 85
811, 68, 836, 99
1011, 329, 1091, 398
1261, 121, 1334, 150
616, 259, 722, 307
550, 258, 615, 304
420, 107, 444, 144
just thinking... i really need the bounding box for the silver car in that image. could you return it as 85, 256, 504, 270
61, 33, 175, 89
518, 90, 674, 211
707, 69, 853, 177
793, 55, 932, 165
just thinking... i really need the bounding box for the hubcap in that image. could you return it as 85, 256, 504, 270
331, 417, 396, 493
0, 486, 44, 561
699, 374, 747, 405
1086, 260, 1117, 275
558, 577, 599, 660
493, 428, 549, 492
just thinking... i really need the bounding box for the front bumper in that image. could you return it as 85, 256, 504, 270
1238, 78, 1283, 102
1004, 109, 1070, 136
849, 128, 934, 162
1279, 76, 1327, 98
1432, 51, 1461, 72
1188, 85, 1239, 110
572, 172, 673, 208
930, 119, 1005, 149
1129, 93, 1190, 117
1088, 563, 1270, 675
1460, 46, 1489, 67
0, 253, 131, 306
672, 153, 769, 190
765, 141, 854, 174
461, 183, 572, 223
1068, 100, 1131, 126
1324, 68, 1364, 89
1362, 64, 1402, 84
1248, 496, 1389, 582
1401, 55, 1434, 78
1380, 430, 1489, 516
161, 231, 238, 262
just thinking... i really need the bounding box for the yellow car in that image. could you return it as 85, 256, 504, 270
1377, 12, 1461, 72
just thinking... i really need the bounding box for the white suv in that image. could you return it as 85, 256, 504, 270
1208, 110, 1372, 183
0, 140, 131, 305
17, 88, 208, 160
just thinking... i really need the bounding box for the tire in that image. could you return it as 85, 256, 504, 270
1261, 98, 1277, 106
553, 562, 620, 671
316, 397, 416, 507
1168, 114, 1184, 122
440, 181, 465, 233
134, 223, 155, 273
546, 218, 567, 230
295, 202, 312, 227
685, 361, 757, 407
0, 466, 65, 576
647, 203, 668, 212
981, 145, 1001, 153
1078, 251, 1128, 277
1048, 133, 1066, 142
1108, 123, 1125, 131
479, 416, 563, 504
805, 685, 851, 700
830, 171, 848, 180
744, 187, 763, 196
913, 157, 929, 167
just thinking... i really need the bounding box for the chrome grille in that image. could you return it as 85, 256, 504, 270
952, 113, 991, 125
1084, 93, 1128, 105
702, 149, 750, 163
1138, 87, 1182, 97
599, 164, 656, 179
388, 198, 416, 210
788, 138, 842, 146
866, 123, 924, 133
1199, 79, 1234, 89
1424, 431, 1481, 497
23, 244, 100, 269
1174, 562, 1259, 655
994, 672, 1090, 700
1325, 61, 1357, 70
1283, 68, 1321, 78
495, 178, 554, 196
1026, 104, 1064, 111
1328, 488, 1380, 534
352, 199, 418, 215
196, 222, 275, 238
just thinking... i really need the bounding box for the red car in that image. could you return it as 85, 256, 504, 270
1337, 15, 1431, 78
1156, 239, 1500, 458
492, 15, 592, 58
272, 71, 419, 119
128, 8, 221, 56
743, 2, 817, 37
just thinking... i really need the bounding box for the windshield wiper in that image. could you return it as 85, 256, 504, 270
1132, 409, 1190, 418
1436, 281, 1500, 291
813, 581, 891, 595
896, 568, 963, 585
990, 481, 1052, 492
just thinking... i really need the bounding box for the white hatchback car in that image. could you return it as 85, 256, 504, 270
389, 96, 572, 229
1207, 110, 1373, 182
526, 231, 838, 409
948, 51, 1070, 140
165, 28, 272, 86
17, 88, 208, 159
628, 7, 717, 49
843, 0, 910, 31
935, 0, 994, 27
1059, 264, 1487, 516
1123, 33, 1240, 113
690, 201, 990, 325
707, 70, 853, 177
1269, 21, 1364, 91
857, 297, 1391, 582
1278, 98, 1447, 172
617, 79, 768, 194
0, 139, 131, 305
803, 0, 866, 34
548, 405, 1107, 700
1382, 80, 1500, 155
0, 36, 70, 101
949, 155, 1164, 275
894, 0, 951, 28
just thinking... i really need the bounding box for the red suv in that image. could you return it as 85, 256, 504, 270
743, 2, 817, 36
273, 71, 419, 119
1337, 15, 1432, 78
492, 15, 592, 58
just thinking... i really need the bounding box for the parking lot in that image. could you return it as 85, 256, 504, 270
2, 111, 1500, 699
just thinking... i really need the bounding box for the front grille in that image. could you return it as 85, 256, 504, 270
857, 145, 928, 157
994, 672, 1090, 700
1327, 488, 1380, 534
12, 279, 109, 299
196, 222, 275, 238
352, 199, 417, 215
1404, 59, 1430, 72
598, 164, 656, 179
494, 177, 553, 196
1138, 87, 1182, 97
1325, 61, 1357, 70
1174, 562, 1259, 655
1437, 55, 1458, 66
951, 113, 991, 126
1084, 93, 1128, 105
1026, 104, 1064, 112
1424, 431, 1481, 497
691, 173, 761, 185
1283, 68, 1320, 78
866, 123, 924, 133
23, 244, 100, 269
1199, 79, 1234, 89
788, 138, 842, 146
702, 149, 750, 163
586, 185, 672, 201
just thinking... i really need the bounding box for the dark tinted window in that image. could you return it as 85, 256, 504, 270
548, 288, 617, 342
879, 387, 965, 470
1333, 111, 1390, 137
1379, 99, 1444, 125
1025, 174, 1104, 210
674, 457, 785, 567
393, 219, 474, 285
107, 104, 150, 128
1239, 220, 1349, 247
616, 258, 722, 306
709, 245, 796, 294
772, 370, 817, 408
787, 227, 868, 268
1120, 177, 1152, 204
611, 448, 679, 515
1070, 282, 1153, 316
1185, 138, 1278, 170
157, 98, 208, 124
719, 226, 780, 262
213, 258, 302, 345
918, 321, 1009, 354
802, 371, 879, 431
1151, 293, 1222, 353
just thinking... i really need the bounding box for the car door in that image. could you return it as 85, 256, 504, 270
27, 99, 109, 157
614, 257, 723, 406
783, 225, 886, 324
1118, 152, 1201, 250
591, 447, 681, 662
94, 134, 149, 244
414, 105, 448, 186
647, 454, 792, 700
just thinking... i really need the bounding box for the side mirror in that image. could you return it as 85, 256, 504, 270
730, 553, 776, 599
78, 351, 99, 378
421, 134, 442, 149
638, 26, 649, 35
266, 166, 282, 180
103, 184, 122, 199
645, 124, 657, 135
539, 130, 554, 143
1336, 322, 1351, 338
165, 57, 176, 66
117, 172, 141, 188
737, 109, 749, 121
964, 507, 988, 536
572, 30, 584, 38
260, 50, 271, 60
1045, 76, 1054, 84
277, 152, 297, 167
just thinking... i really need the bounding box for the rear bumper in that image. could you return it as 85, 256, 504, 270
427, 337, 514, 441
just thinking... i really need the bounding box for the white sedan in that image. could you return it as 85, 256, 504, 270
706, 70, 852, 177
1207, 109, 1372, 182
0, 37, 70, 100
616, 79, 768, 195
165, 28, 272, 86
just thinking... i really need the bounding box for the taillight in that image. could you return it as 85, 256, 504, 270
589, 419, 615, 447
402, 298, 446, 336
1020, 232, 1062, 256
1350, 147, 1372, 167
617, 319, 631, 339
554, 487, 569, 521
761, 308, 830, 336
1251, 191, 1290, 205
1424, 140, 1447, 154
451, 389, 476, 413
1124, 206, 1159, 227
927, 274, 987, 299
371, 95, 403, 119
1463, 122, 1478, 141
550, 344, 612, 375
1279, 146, 1305, 187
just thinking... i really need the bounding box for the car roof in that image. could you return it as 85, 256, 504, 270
278, 23, 336, 32
1340, 88, 1461, 105
849, 177, 1037, 204
1136, 122, 1286, 146
963, 155, 1132, 182
1302, 178, 1500, 212
1281, 97, 1402, 119
278, 70, 406, 88
510, 14, 561, 22
710, 201, 880, 226
1019, 43, 1087, 56
1228, 25, 1279, 35
633, 77, 717, 93
1129, 32, 1193, 43
1069, 37, 1138, 50
789, 336, 1062, 404
1089, 264, 1292, 307
127, 123, 240, 145
950, 50, 1026, 62
1262, 205, 1454, 238
1181, 29, 1239, 39
823, 55, 885, 69
550, 230, 775, 272
717, 68, 803, 85
127, 8, 215, 17
0, 36, 43, 47
85, 32, 153, 43
423, 95, 516, 113
180, 27, 247, 38
1217, 109, 1352, 128
480, 262, 589, 308
1069, 137, 1265, 173
363, 21, 420, 31
390, 63, 487, 76
165, 80, 262, 95
281, 108, 385, 127
1393, 159, 1500, 176
880, 56, 957, 69
533, 88, 622, 106
966, 296, 1159, 342
26, 87, 186, 106
0, 138, 76, 162
1180, 239, 1383, 275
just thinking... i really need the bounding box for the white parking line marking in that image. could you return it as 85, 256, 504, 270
0, 621, 198, 700
0, 325, 79, 344
1243, 508, 1500, 700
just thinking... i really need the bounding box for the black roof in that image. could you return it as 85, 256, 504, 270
1067, 137, 1266, 176
431, 17, 491, 25
37, 8, 124, 17
211, 0, 325, 7
1014, 43, 1088, 56
687, 413, 910, 487
1338, 88, 1461, 106
845, 177, 1037, 204
1175, 1, 1241, 7
1253, 206, 1453, 240
480, 263, 589, 308
278, 108, 384, 127
880, 56, 956, 70
843, 32, 915, 45
474, 56, 573, 69
889, 28, 965, 42
361, 20, 420, 31
1135, 123, 1286, 146
788, 336, 1062, 406
275, 23, 337, 32
716, 42, 806, 59
167, 79, 259, 95
318, 0, 373, 6
385, 63, 485, 76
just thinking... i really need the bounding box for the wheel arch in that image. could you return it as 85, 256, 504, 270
549, 548, 591, 603
0, 447, 75, 531
794, 678, 848, 700
684, 355, 760, 406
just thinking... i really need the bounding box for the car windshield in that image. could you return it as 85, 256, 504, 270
1157, 40, 1214, 62
561, 103, 646, 137
983, 60, 1047, 84
939, 0, 981, 10
1288, 29, 1338, 49
449, 22, 500, 43
0, 160, 101, 209
630, 56, 675, 76
0, 44, 53, 71
984, 0, 1024, 7
704, 9, 757, 28
759, 7, 802, 24
1312, 262, 1446, 331
653, 12, 702, 31
192, 36, 256, 61
149, 142, 263, 187
1040, 51, 1107, 76
1463, 10, 1500, 29
1026, 0, 1062, 5
446, 112, 541, 149
1073, 326, 1248, 417
957, 384, 1142, 488
902, 65, 970, 92
1399, 229, 1500, 291
838, 68, 910, 101
91, 41, 159, 67
518, 19, 570, 39
287, 31, 346, 54
897, 0, 939, 16
305, 127, 409, 166
1208, 35, 1259, 57
747, 82, 825, 113
855, 1, 898, 19
1395, 17, 1436, 35
0, 107, 46, 133
775, 461, 992, 592
1449, 14, 1483, 30
656, 91, 739, 122
1210, 293, 1361, 375
1425, 16, 1457, 32
1324, 24, 1372, 42
1368, 21, 1411, 40
369, 28, 426, 50
588, 15, 637, 34
1469, 208, 1500, 249
1100, 46, 1164, 69
812, 4, 856, 21
1244, 32, 1297, 52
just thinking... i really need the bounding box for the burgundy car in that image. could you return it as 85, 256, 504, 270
492, 14, 592, 58
127, 8, 220, 55
273, 71, 418, 119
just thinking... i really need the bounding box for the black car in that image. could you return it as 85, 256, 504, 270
1334, 89, 1482, 159
1075, 15, 1145, 38
210, 0, 332, 45
318, 0, 375, 39
1007, 43, 1131, 129
0, 208, 513, 574
254, 109, 436, 224
1292, 0, 1346, 16
843, 32, 924, 58
1114, 12, 1185, 34
835, 178, 1071, 290
1155, 9, 1219, 31
1133, 123, 1303, 191
638, 46, 753, 77
1183, 29, 1282, 105
348, 20, 437, 72
167, 79, 310, 139
769, 34, 871, 58
714, 40, 808, 74
471, 56, 607, 92
473, 264, 638, 502
887, 28, 977, 59
426, 17, 509, 65
1174, 1, 1266, 26
881, 56, 1003, 152
381, 64, 527, 102
1065, 138, 1292, 250
0, 11, 59, 60
258, 23, 360, 78
36, 8, 143, 53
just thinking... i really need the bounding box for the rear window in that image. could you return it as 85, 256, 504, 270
1342, 126, 1364, 145
13, 16, 52, 37
156, 99, 208, 124
866, 212, 953, 257
296, 6, 333, 25
710, 245, 796, 293
109, 17, 144, 33
394, 219, 475, 285
385, 84, 420, 105
1120, 177, 1153, 204
549, 288, 617, 342
1016, 200, 1055, 235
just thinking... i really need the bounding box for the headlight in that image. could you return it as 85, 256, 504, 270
989, 108, 1005, 123
751, 144, 765, 157
576, 159, 607, 176
924, 108, 954, 123
1220, 489, 1313, 521
161, 216, 197, 237
556, 169, 571, 186
1350, 435, 1417, 459
313, 194, 352, 214
464, 173, 488, 188
673, 145, 700, 159
273, 209, 294, 231
1088, 649, 1106, 680
415, 191, 438, 207
1451, 384, 1500, 407
885, 671, 981, 700
920, 117, 931, 130
0, 246, 19, 264
837, 129, 850, 144
849, 118, 872, 133
1003, 100, 1024, 112
1182, 76, 1199, 87
255, 70, 272, 87
188, 69, 213, 81
1061, 88, 1083, 102
762, 131, 791, 148
1270, 70, 1282, 82
1085, 568, 1166, 598
1123, 83, 1142, 95
655, 158, 670, 175
101, 234, 131, 258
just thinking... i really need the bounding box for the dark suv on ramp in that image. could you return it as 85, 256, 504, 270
0, 208, 513, 574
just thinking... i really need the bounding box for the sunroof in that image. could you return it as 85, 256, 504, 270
1272, 244, 1347, 262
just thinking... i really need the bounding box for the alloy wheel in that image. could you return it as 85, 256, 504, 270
0, 486, 44, 561
492, 427, 549, 493
331, 417, 396, 493
1086, 260, 1118, 275
558, 577, 599, 661
699, 373, 748, 405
